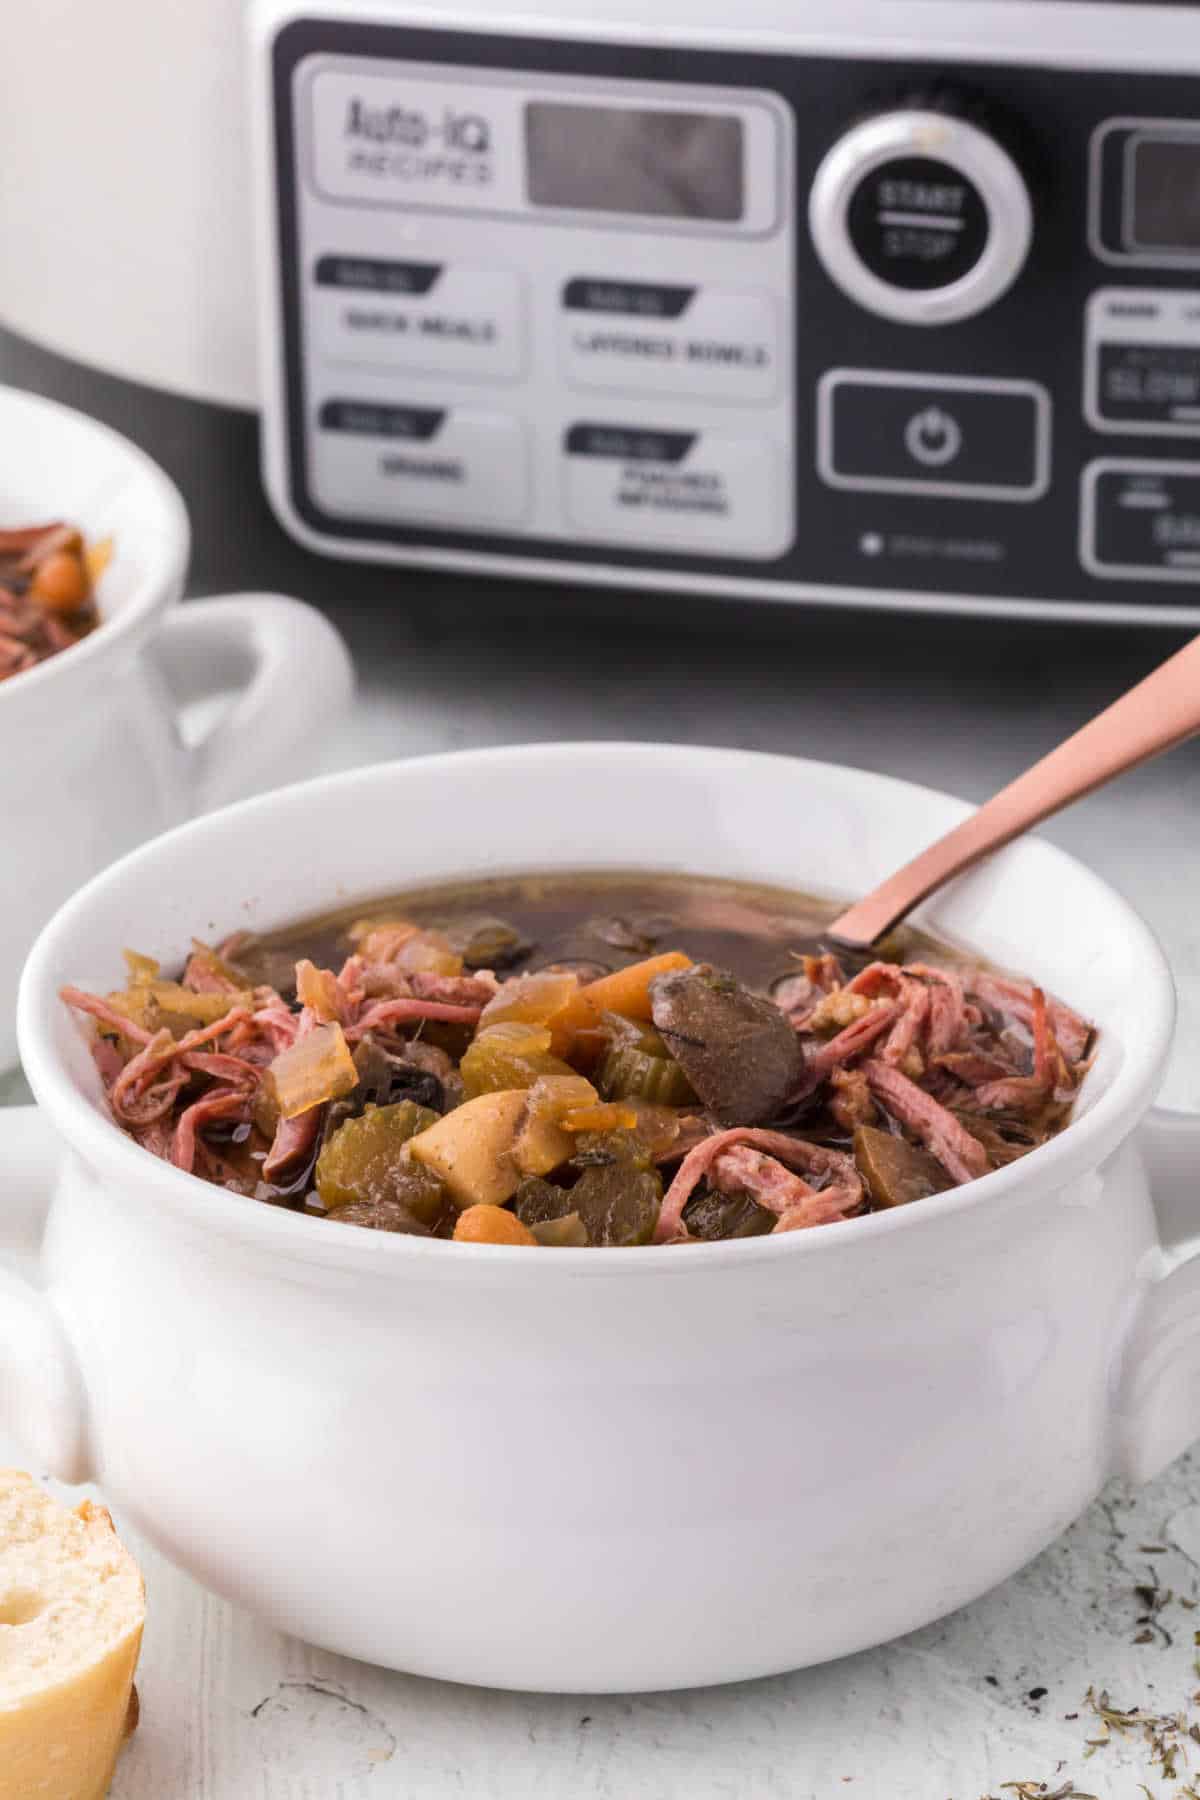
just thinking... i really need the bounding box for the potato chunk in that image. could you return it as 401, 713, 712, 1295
407, 1091, 528, 1207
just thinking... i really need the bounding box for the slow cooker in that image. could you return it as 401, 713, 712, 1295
4, 0, 1200, 620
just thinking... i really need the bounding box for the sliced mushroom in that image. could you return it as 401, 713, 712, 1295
648, 963, 803, 1127
853, 1125, 953, 1209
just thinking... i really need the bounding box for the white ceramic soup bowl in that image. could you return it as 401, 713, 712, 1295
0, 383, 354, 1068
8, 743, 1200, 1694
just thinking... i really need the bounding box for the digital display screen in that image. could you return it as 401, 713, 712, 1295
525, 103, 743, 221
1129, 134, 1200, 252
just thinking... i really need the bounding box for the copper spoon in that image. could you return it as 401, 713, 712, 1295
827, 633, 1200, 948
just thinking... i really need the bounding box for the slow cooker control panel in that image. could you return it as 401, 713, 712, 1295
263, 20, 1200, 614
276, 52, 795, 563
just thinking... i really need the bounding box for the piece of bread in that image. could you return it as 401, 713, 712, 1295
0, 1472, 144, 1800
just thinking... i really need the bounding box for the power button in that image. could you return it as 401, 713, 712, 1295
904, 406, 963, 466
817, 371, 1051, 499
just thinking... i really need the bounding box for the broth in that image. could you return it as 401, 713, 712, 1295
234, 872, 966, 998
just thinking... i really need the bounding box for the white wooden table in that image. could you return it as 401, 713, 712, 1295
0, 1450, 1195, 1799
4, 593, 1200, 1797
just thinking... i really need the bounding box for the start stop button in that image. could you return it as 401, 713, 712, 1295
845, 156, 991, 290
810, 110, 1033, 325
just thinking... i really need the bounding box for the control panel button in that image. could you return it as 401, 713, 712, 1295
561, 278, 777, 401
903, 405, 963, 466
563, 422, 783, 556
1082, 460, 1200, 582
846, 157, 990, 292
1090, 120, 1200, 269
817, 371, 1050, 499
311, 399, 527, 526
311, 257, 524, 381
1085, 289, 1200, 435
809, 109, 1032, 325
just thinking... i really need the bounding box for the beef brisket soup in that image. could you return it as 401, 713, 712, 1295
60, 872, 1095, 1248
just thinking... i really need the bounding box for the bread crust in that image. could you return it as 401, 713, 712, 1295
0, 1474, 145, 1800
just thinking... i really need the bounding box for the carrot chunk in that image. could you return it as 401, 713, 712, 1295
547, 951, 693, 1052
31, 550, 88, 612
582, 951, 692, 1020
562, 1102, 638, 1133
453, 1205, 538, 1246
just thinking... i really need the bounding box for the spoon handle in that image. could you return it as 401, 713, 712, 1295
828, 633, 1200, 948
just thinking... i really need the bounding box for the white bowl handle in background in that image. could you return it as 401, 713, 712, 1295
149, 593, 356, 813
0, 1107, 89, 1481
1115, 1105, 1200, 1483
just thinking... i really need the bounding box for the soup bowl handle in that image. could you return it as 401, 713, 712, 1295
3, 1101, 1197, 1493
150, 593, 355, 813
0, 1107, 90, 1481
1115, 1105, 1200, 1484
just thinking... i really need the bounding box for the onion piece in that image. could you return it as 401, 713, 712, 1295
268, 1021, 358, 1120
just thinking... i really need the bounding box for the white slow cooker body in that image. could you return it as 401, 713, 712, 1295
7, 0, 1200, 622
0, 0, 257, 410
2, 0, 1193, 414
